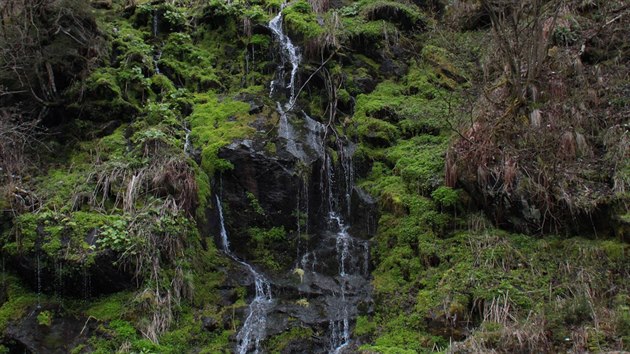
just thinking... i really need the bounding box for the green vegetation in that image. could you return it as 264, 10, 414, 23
36, 311, 53, 327
0, 276, 39, 332
265, 326, 313, 353
0, 0, 627, 352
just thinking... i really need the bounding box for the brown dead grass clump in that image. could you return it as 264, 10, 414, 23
446, 0, 630, 234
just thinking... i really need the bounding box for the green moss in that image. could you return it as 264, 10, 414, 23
189, 93, 255, 177
359, 0, 427, 30
283, 0, 323, 40
85, 292, 131, 321
194, 165, 212, 221
266, 326, 313, 353
421, 45, 467, 88
109, 319, 138, 341
0, 275, 39, 332
246, 192, 265, 215
386, 136, 446, 194
249, 227, 285, 243
37, 310, 53, 326
343, 18, 398, 41
159, 33, 222, 90
98, 126, 128, 160
355, 315, 377, 336
248, 34, 270, 47
36, 168, 91, 211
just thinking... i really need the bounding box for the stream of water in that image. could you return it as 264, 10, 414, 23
267, 6, 369, 353
216, 196, 273, 354
269, 5, 301, 110
211, 7, 368, 353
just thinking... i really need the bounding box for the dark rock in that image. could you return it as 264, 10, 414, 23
5, 307, 90, 354
208, 106, 375, 350
218, 288, 240, 306
446, 1, 491, 31
349, 187, 379, 238
380, 57, 408, 77
411, 0, 445, 14
0, 282, 6, 307
91, 1, 113, 10
234, 93, 266, 115
9, 250, 134, 298
202, 316, 219, 332
216, 140, 302, 257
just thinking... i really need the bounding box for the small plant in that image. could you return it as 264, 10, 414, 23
246, 192, 265, 215
431, 186, 458, 208
97, 219, 133, 253
296, 298, 309, 307
553, 26, 579, 46
37, 310, 53, 327
293, 268, 305, 283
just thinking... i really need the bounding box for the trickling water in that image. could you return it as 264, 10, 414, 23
216, 196, 273, 354
277, 103, 300, 157
36, 254, 41, 309
300, 252, 318, 274
152, 12, 159, 37
269, 5, 301, 109
362, 241, 370, 277
338, 141, 355, 216
154, 48, 162, 75
265, 4, 370, 352
304, 112, 326, 158
320, 144, 372, 353
183, 127, 191, 155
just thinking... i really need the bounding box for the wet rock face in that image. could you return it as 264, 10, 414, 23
8, 251, 134, 299
217, 139, 303, 255
4, 307, 90, 354
349, 187, 379, 238
213, 111, 377, 351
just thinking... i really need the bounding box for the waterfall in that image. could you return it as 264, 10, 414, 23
322, 145, 370, 353
154, 48, 162, 75
338, 142, 355, 216
277, 103, 300, 157
269, 5, 301, 110
183, 127, 191, 155
152, 11, 159, 37
216, 196, 273, 354
265, 5, 370, 352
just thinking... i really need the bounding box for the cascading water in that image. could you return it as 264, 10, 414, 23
153, 48, 162, 75
269, 5, 301, 110
152, 11, 159, 38
266, 5, 370, 352
183, 127, 191, 155
320, 143, 371, 353
216, 196, 273, 354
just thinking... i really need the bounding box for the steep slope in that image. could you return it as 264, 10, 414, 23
0, 0, 627, 353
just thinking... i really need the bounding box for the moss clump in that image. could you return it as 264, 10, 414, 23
0, 275, 39, 332
189, 93, 255, 177
36, 310, 53, 327
85, 292, 131, 321
265, 326, 313, 353
249, 226, 288, 272
159, 32, 222, 91
354, 315, 377, 336
360, 0, 427, 30
283, 0, 323, 40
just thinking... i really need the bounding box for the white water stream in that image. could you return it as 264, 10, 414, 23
216, 196, 273, 354
269, 6, 301, 110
